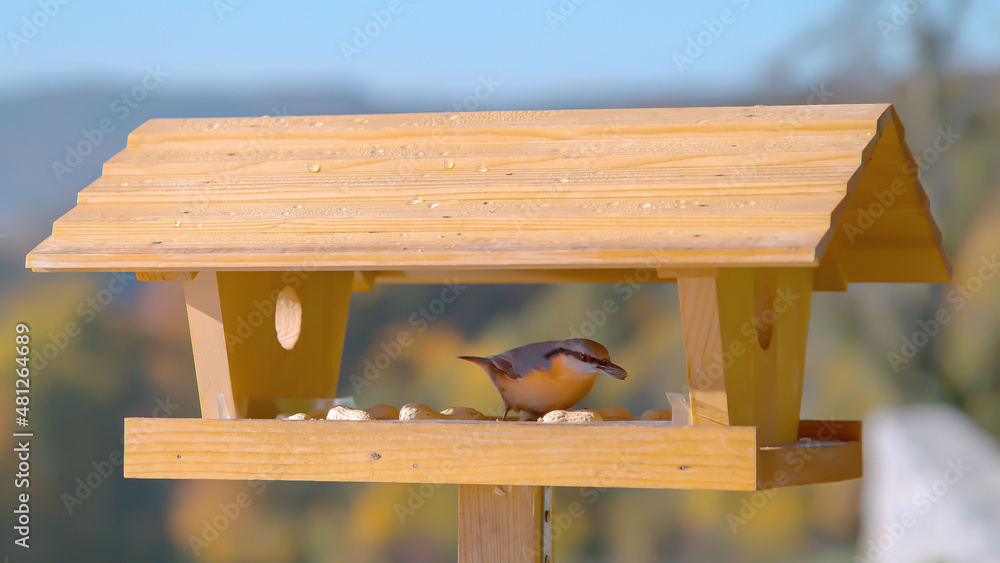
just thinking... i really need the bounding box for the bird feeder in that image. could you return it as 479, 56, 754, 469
26, 104, 951, 562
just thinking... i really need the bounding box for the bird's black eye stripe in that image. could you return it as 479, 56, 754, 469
543, 347, 601, 364
543, 347, 571, 359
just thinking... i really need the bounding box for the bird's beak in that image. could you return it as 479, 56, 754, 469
598, 361, 628, 380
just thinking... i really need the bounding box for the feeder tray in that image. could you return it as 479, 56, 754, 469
27, 104, 951, 562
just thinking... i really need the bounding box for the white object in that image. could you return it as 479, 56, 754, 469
666, 393, 692, 426
859, 405, 1000, 562
275, 285, 302, 350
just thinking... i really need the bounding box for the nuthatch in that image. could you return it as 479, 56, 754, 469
459, 338, 628, 420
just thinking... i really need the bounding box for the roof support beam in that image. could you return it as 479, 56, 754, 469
678, 268, 813, 446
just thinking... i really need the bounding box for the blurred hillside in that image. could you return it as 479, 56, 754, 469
2, 3, 999, 561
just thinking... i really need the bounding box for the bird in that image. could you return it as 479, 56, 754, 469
459, 338, 627, 421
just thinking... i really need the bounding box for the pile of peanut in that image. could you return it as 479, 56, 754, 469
276, 404, 672, 423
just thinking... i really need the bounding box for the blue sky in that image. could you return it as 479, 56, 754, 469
3, 0, 999, 104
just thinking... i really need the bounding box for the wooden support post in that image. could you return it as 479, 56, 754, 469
184, 270, 238, 419
678, 268, 813, 445
458, 485, 547, 563
183, 270, 354, 419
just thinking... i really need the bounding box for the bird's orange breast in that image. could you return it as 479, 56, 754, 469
491, 355, 598, 417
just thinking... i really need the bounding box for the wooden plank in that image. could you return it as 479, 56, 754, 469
757, 441, 861, 488
125, 105, 891, 143
757, 418, 864, 489
678, 268, 813, 446
50, 212, 834, 237
108, 138, 870, 167
24, 240, 826, 273
55, 195, 848, 225
183, 271, 237, 419
459, 485, 544, 563
123, 418, 760, 490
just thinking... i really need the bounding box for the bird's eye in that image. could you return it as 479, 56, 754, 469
575, 352, 587, 361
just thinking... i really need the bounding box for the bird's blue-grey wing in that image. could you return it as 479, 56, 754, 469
487, 355, 521, 380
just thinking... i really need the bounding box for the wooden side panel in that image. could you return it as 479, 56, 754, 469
183, 271, 237, 419
216, 271, 353, 417
459, 485, 543, 563
679, 268, 813, 446
123, 418, 759, 490
815, 108, 953, 290
758, 441, 862, 488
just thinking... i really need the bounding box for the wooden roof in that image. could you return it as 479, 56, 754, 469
27, 104, 950, 290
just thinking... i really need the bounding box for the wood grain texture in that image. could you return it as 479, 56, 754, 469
677, 276, 730, 427
459, 485, 543, 563
123, 418, 760, 490
758, 441, 862, 488
678, 268, 813, 446
759, 420, 862, 489
183, 271, 237, 419
25, 104, 950, 286
136, 271, 197, 281
123, 418, 860, 490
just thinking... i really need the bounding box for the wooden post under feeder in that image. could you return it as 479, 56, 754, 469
27, 104, 951, 562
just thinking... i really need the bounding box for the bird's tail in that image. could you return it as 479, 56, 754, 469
458, 355, 489, 367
